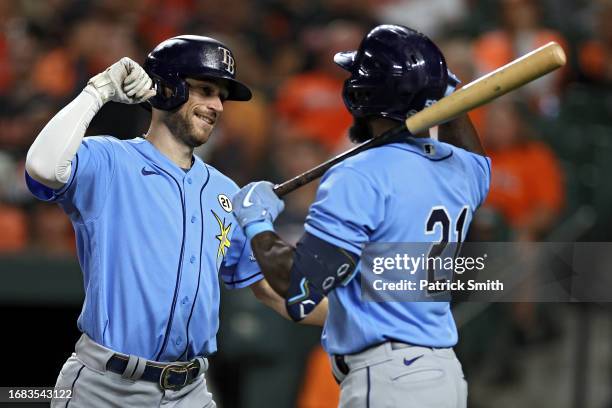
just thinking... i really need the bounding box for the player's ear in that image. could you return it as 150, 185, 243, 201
161, 85, 174, 98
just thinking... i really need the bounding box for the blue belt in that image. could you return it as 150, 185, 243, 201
106, 354, 201, 391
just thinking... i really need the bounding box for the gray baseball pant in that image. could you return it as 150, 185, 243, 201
51, 334, 216, 408
331, 342, 467, 408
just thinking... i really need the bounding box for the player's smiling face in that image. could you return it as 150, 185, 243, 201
164, 78, 227, 148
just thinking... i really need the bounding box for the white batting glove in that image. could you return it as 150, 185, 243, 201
84, 57, 156, 105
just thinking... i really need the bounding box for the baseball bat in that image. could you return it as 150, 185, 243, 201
273, 41, 566, 197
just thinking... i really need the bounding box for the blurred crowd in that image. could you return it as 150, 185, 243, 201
1, 0, 611, 252
1, 0, 612, 406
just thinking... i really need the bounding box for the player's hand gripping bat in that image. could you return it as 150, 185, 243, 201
273, 42, 566, 197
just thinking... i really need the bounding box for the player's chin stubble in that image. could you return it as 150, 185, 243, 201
162, 111, 210, 148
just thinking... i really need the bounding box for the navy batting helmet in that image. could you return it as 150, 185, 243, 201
143, 35, 252, 110
334, 25, 448, 121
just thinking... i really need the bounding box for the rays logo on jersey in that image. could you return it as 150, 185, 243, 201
211, 210, 231, 262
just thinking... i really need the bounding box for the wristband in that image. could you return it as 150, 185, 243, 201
245, 221, 275, 241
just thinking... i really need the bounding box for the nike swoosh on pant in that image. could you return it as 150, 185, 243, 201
403, 355, 424, 366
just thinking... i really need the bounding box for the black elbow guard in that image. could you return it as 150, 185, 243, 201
292, 232, 359, 295
285, 232, 359, 322
286, 233, 359, 321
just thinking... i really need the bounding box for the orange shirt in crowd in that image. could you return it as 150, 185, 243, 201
579, 40, 611, 82
0, 34, 12, 93
137, 0, 194, 49
276, 72, 352, 151
0, 205, 28, 252
485, 141, 564, 228
32, 48, 77, 98
472, 29, 567, 75
297, 346, 340, 408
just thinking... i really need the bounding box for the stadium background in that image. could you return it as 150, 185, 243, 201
0, 0, 611, 407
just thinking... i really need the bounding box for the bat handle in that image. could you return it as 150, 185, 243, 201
273, 177, 310, 198
274, 164, 326, 197
272, 184, 286, 197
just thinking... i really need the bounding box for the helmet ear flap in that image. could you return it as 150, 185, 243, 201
148, 75, 189, 111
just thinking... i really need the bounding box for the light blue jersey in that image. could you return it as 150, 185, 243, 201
26, 137, 261, 361
305, 136, 491, 355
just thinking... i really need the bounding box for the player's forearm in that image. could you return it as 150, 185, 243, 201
25, 88, 104, 189
250, 279, 292, 318
300, 298, 328, 326
438, 114, 486, 156
250, 279, 327, 326
249, 231, 294, 297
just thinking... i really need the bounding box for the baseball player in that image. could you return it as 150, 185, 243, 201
25, 35, 324, 408
232, 25, 490, 407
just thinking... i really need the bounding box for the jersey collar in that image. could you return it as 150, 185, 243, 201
131, 137, 209, 181
389, 137, 453, 161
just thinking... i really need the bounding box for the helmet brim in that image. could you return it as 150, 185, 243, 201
189, 75, 252, 101
223, 77, 252, 101
334, 51, 357, 71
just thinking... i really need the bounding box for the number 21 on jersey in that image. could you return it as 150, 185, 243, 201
425, 206, 470, 293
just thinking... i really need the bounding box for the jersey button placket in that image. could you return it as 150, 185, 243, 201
169, 175, 199, 357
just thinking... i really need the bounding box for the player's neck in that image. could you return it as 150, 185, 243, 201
145, 123, 194, 169
370, 118, 398, 138
370, 118, 428, 139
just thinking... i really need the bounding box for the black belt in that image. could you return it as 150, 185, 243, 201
334, 355, 350, 376
334, 341, 415, 377
106, 354, 201, 391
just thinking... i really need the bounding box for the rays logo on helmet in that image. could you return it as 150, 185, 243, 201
218, 47, 235, 75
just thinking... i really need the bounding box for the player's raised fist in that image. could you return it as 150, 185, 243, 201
85, 57, 156, 105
